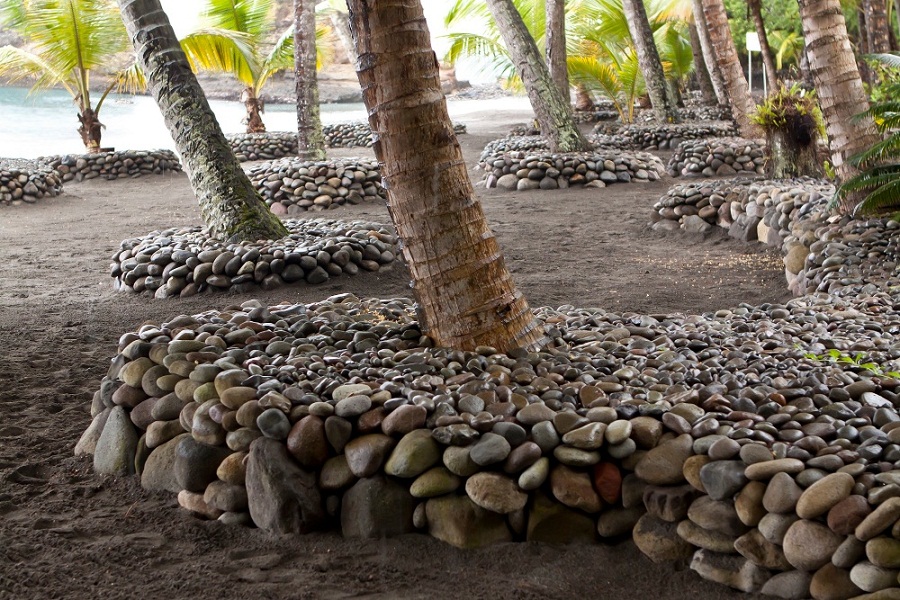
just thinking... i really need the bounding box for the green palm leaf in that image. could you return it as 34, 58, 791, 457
258, 24, 296, 94
179, 28, 258, 85
0, 45, 75, 95
200, 0, 274, 40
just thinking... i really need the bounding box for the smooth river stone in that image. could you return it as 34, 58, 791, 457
688, 496, 747, 536
410, 467, 461, 498
468, 432, 511, 466
866, 537, 900, 569
796, 472, 854, 519
699, 461, 748, 501
856, 498, 900, 541
676, 520, 738, 553
689, 549, 769, 593
344, 433, 395, 478
516, 402, 557, 425
465, 472, 528, 514
734, 529, 792, 570
334, 394, 371, 418
381, 404, 426, 436
518, 457, 550, 491
384, 429, 440, 477
782, 519, 843, 571
850, 561, 900, 593
443, 446, 480, 477
94, 406, 138, 476
634, 433, 693, 485
550, 465, 602, 513
763, 472, 803, 514
745, 458, 806, 480
605, 420, 632, 445
562, 422, 607, 449
286, 415, 328, 469
318, 455, 356, 491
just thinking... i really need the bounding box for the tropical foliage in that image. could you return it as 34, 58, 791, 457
837, 53, 900, 217
443, 0, 693, 122
0, 0, 142, 151
179, 0, 331, 132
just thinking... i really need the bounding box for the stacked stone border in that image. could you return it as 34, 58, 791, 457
245, 157, 385, 214
479, 147, 665, 191
110, 219, 397, 298
0, 159, 63, 205
41, 149, 182, 183
227, 122, 467, 161
589, 122, 740, 151
666, 138, 766, 178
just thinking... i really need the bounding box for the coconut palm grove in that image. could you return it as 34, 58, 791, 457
3, 0, 900, 598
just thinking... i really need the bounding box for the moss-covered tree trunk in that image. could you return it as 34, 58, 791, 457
294, 0, 325, 160
622, 0, 678, 123
345, 0, 545, 352
747, 0, 779, 92
766, 128, 822, 178
484, 0, 590, 152
545, 0, 570, 105
798, 0, 880, 213
117, 0, 289, 242
688, 21, 717, 106
701, 0, 762, 138
690, 0, 727, 106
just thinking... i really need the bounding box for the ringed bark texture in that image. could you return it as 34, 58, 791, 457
747, 0, 779, 91
118, 0, 288, 242
690, 0, 727, 106
295, 0, 325, 159
622, 0, 678, 122
797, 0, 879, 212
701, 0, 762, 138
545, 0, 570, 104
864, 0, 891, 53
345, 0, 545, 352
485, 0, 589, 152
688, 21, 717, 105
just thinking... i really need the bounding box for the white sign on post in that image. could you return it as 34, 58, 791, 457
745, 31, 766, 95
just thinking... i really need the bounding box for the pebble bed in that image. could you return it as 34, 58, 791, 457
110, 219, 398, 298
79, 275, 900, 598
666, 138, 767, 178
40, 149, 182, 182
245, 158, 385, 214
590, 122, 740, 151
227, 123, 468, 160
0, 159, 63, 205
479, 146, 665, 190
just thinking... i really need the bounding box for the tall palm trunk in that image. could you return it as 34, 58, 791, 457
294, 0, 325, 159
688, 20, 717, 105
329, 10, 356, 64
747, 0, 779, 91
700, 0, 761, 138
545, 0, 570, 104
117, 0, 289, 242
484, 0, 589, 152
690, 0, 727, 106
241, 87, 266, 133
864, 0, 891, 53
622, 0, 678, 122
797, 0, 880, 213
345, 0, 545, 352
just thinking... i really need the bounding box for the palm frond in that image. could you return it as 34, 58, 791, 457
201, 0, 274, 40
850, 135, 900, 168
257, 24, 295, 93
867, 52, 900, 69
0, 45, 75, 96
114, 63, 147, 95
179, 28, 257, 85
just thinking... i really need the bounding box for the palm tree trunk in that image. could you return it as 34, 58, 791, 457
241, 87, 266, 133
545, 0, 570, 105
574, 84, 594, 111
117, 0, 289, 242
690, 0, 728, 106
858, 5, 873, 86
77, 107, 103, 153
329, 10, 356, 64
688, 20, 717, 106
294, 0, 325, 159
865, 0, 892, 53
345, 0, 545, 352
747, 0, 779, 92
797, 0, 880, 213
621, 0, 678, 122
700, 0, 762, 138
484, 0, 590, 152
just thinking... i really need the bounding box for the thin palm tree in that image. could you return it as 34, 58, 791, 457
0, 0, 141, 152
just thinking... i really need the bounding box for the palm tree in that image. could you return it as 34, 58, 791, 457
484, 0, 590, 152
747, 0, 780, 91
863, 0, 891, 54
345, 0, 545, 352
0, 0, 141, 152
699, 0, 761, 138
117, 0, 289, 243
798, 0, 881, 213
178, 0, 296, 133
689, 0, 726, 105
294, 0, 324, 159
622, 0, 678, 121
545, 0, 570, 102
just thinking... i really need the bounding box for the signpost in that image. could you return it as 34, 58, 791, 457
746, 31, 767, 96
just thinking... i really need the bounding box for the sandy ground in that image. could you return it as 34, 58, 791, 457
0, 104, 786, 599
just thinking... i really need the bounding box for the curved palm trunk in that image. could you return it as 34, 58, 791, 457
747, 0, 779, 92
294, 0, 325, 159
798, 0, 880, 213
345, 0, 545, 352
690, 0, 727, 106
688, 20, 717, 105
545, 0, 570, 104
241, 87, 266, 133
622, 0, 678, 122
117, 0, 289, 242
78, 106, 103, 152
484, 0, 589, 152
701, 0, 761, 138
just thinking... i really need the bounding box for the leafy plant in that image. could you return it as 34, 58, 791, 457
836, 53, 900, 218
751, 83, 825, 177
750, 83, 824, 135
803, 348, 900, 378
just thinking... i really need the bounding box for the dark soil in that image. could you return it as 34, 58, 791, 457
0, 106, 785, 600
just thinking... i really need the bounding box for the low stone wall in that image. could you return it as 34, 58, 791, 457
590, 122, 740, 151
480, 149, 665, 190
666, 138, 766, 178
227, 132, 297, 162
245, 158, 385, 214
41, 149, 182, 182
0, 159, 63, 205
78, 288, 900, 598
110, 219, 397, 298
324, 121, 467, 149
